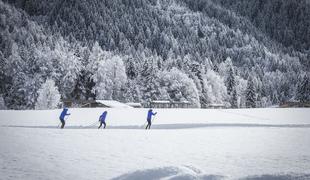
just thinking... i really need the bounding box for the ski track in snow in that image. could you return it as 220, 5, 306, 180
0, 108, 310, 180
3, 123, 310, 130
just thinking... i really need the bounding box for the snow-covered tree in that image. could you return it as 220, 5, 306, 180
231, 88, 238, 108
0, 96, 6, 110
93, 55, 127, 100
218, 57, 233, 79
246, 76, 256, 108
296, 74, 310, 103
35, 79, 61, 110
260, 96, 270, 108
54, 38, 82, 99
160, 68, 200, 108
139, 56, 161, 105
235, 76, 247, 108
122, 79, 142, 103
87, 42, 105, 73
203, 69, 228, 105
226, 67, 236, 96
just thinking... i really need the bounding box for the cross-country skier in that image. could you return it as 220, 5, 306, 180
98, 111, 108, 129
146, 109, 157, 129
59, 108, 70, 129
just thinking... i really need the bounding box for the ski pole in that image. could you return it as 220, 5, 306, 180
152, 116, 156, 123
64, 116, 69, 126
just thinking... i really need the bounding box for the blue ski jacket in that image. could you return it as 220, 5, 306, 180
59, 108, 70, 120
147, 109, 156, 121
99, 111, 107, 123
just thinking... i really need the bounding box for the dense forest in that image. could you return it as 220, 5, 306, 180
211, 0, 310, 52
0, 0, 309, 109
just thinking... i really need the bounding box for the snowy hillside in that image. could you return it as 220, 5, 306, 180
1, 0, 310, 110
1, 108, 310, 179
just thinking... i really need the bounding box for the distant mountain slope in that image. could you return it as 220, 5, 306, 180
211, 0, 310, 52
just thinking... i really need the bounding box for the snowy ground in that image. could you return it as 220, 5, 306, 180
1, 108, 310, 180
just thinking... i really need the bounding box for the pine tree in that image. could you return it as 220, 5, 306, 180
198, 26, 205, 38
139, 57, 161, 106
226, 66, 237, 107
246, 76, 256, 108
125, 57, 138, 80
0, 95, 6, 110
231, 87, 238, 108
54, 38, 82, 99
226, 67, 235, 96
35, 79, 61, 110
297, 74, 310, 103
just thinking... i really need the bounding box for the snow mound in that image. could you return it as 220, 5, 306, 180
111, 166, 224, 180
241, 173, 310, 180
112, 167, 310, 180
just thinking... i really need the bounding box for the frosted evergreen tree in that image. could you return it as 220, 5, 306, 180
203, 69, 228, 106
226, 67, 235, 96
231, 88, 238, 108
139, 57, 161, 105
35, 79, 61, 110
296, 74, 310, 103
0, 96, 6, 110
93, 55, 127, 101
160, 68, 200, 108
125, 56, 139, 80
87, 42, 105, 73
246, 76, 256, 108
218, 57, 233, 78
235, 76, 247, 108
226, 66, 237, 107
122, 79, 142, 103
54, 38, 82, 99
5, 43, 25, 108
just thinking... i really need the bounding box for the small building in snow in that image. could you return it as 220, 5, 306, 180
95, 100, 133, 108
279, 101, 310, 108
150, 100, 191, 108
205, 103, 227, 109
125, 102, 142, 108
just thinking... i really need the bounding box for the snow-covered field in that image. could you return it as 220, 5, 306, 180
1, 108, 310, 180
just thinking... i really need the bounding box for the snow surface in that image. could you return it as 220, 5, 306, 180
0, 108, 310, 180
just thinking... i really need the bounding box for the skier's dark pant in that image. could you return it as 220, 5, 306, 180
98, 122, 106, 129
145, 119, 151, 129
60, 118, 65, 129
